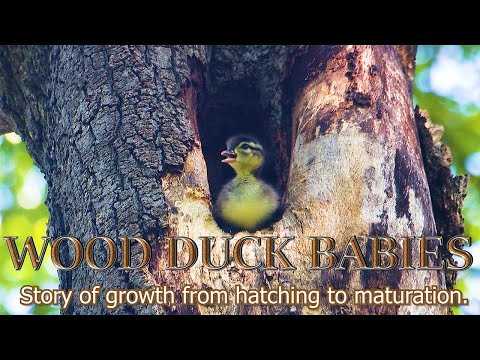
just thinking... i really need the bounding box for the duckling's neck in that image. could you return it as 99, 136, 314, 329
233, 169, 257, 179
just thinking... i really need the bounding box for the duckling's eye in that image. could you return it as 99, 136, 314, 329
240, 143, 250, 150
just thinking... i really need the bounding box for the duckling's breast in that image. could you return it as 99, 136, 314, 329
217, 176, 279, 231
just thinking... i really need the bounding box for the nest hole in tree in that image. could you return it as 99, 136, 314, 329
197, 80, 291, 231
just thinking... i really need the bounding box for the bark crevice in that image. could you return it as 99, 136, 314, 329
198, 46, 299, 227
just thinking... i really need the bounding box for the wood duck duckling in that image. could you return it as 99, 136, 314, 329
214, 135, 280, 232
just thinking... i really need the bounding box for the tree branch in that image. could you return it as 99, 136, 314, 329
0, 46, 15, 135
0, 45, 49, 167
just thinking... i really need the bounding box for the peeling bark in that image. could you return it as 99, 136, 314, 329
415, 108, 469, 290
0, 45, 465, 315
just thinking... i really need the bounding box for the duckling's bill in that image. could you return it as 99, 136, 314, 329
221, 149, 237, 163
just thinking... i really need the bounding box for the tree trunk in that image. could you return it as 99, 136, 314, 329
0, 45, 468, 315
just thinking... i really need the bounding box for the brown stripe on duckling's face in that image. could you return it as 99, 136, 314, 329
221, 138, 264, 174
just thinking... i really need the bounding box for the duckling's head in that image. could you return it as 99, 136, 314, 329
221, 135, 264, 174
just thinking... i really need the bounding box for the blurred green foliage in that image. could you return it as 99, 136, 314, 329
0, 133, 58, 314
0, 45, 478, 315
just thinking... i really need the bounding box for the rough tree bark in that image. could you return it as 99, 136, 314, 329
0, 45, 469, 315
